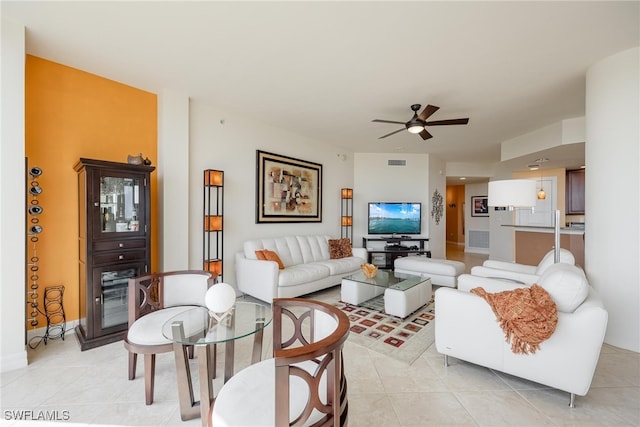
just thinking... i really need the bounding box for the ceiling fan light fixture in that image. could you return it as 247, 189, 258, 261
407, 124, 424, 134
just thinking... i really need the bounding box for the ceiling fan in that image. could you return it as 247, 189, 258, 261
372, 104, 469, 140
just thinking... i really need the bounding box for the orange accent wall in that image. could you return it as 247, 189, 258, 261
25, 55, 158, 329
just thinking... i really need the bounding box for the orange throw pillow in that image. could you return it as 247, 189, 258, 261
255, 250, 267, 260
329, 238, 352, 259
262, 249, 285, 270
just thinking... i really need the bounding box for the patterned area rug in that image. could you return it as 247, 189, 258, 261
333, 295, 435, 365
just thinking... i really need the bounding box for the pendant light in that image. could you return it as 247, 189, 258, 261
537, 168, 546, 200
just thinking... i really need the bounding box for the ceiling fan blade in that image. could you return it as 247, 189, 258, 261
372, 119, 405, 125
418, 105, 439, 121
419, 129, 433, 140
378, 128, 406, 139
425, 118, 469, 126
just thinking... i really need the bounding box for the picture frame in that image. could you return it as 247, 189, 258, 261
256, 150, 322, 223
471, 196, 489, 217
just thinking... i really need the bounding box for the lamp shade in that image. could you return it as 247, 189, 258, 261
488, 179, 536, 208
341, 188, 353, 199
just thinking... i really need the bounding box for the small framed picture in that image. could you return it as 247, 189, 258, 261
471, 196, 489, 217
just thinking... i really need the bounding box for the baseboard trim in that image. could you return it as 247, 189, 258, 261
1, 350, 28, 373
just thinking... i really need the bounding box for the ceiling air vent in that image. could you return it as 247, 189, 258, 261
388, 159, 406, 166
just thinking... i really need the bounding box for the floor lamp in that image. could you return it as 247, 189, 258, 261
487, 179, 563, 263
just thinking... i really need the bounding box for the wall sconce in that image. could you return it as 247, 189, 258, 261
340, 188, 353, 242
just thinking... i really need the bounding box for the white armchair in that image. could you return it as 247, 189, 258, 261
436, 263, 608, 407
470, 248, 575, 284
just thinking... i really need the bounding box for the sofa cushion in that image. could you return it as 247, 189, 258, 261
278, 263, 330, 287
312, 256, 362, 276
538, 263, 589, 312
328, 238, 352, 259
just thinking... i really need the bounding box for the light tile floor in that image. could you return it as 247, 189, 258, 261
2, 247, 639, 426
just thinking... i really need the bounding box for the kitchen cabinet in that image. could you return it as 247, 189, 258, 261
566, 169, 585, 215
74, 158, 155, 350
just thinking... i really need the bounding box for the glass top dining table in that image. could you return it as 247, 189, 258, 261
161, 301, 272, 427
161, 301, 272, 345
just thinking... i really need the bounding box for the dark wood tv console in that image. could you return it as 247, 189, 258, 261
363, 236, 430, 269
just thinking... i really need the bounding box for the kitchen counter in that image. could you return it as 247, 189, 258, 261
509, 226, 585, 268
505, 225, 585, 235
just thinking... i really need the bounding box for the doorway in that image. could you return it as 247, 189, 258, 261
445, 185, 465, 246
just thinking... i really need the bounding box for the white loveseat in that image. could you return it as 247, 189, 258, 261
435, 263, 608, 407
235, 235, 367, 303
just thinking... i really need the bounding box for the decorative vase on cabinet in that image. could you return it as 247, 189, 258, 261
74, 158, 155, 350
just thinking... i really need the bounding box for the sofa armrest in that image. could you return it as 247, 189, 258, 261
435, 287, 506, 369
457, 274, 529, 293
235, 252, 279, 303
351, 247, 367, 262
470, 266, 540, 285
482, 259, 538, 275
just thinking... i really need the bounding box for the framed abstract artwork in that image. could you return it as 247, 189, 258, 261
471, 196, 489, 217
256, 150, 322, 223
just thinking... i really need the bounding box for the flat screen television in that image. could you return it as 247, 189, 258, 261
368, 202, 422, 235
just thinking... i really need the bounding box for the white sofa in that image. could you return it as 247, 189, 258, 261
470, 248, 575, 285
435, 263, 608, 407
235, 235, 367, 303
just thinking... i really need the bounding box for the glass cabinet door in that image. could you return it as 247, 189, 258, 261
92, 263, 142, 334
99, 173, 144, 234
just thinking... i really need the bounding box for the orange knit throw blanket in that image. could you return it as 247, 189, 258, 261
471, 284, 558, 355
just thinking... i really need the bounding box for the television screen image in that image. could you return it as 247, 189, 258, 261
368, 202, 421, 235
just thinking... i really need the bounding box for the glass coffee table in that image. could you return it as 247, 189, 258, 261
341, 270, 432, 318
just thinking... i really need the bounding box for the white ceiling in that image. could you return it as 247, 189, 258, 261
3, 1, 639, 182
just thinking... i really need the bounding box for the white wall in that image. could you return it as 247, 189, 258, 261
585, 47, 639, 352
188, 100, 354, 287
158, 90, 190, 271
428, 156, 446, 259
353, 153, 432, 252
0, 18, 28, 372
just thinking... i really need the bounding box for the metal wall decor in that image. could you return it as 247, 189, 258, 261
27, 166, 43, 328
431, 189, 444, 225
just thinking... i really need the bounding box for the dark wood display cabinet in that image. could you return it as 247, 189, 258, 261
74, 158, 155, 350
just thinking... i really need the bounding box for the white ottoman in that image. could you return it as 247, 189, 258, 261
384, 279, 432, 318
394, 256, 465, 288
